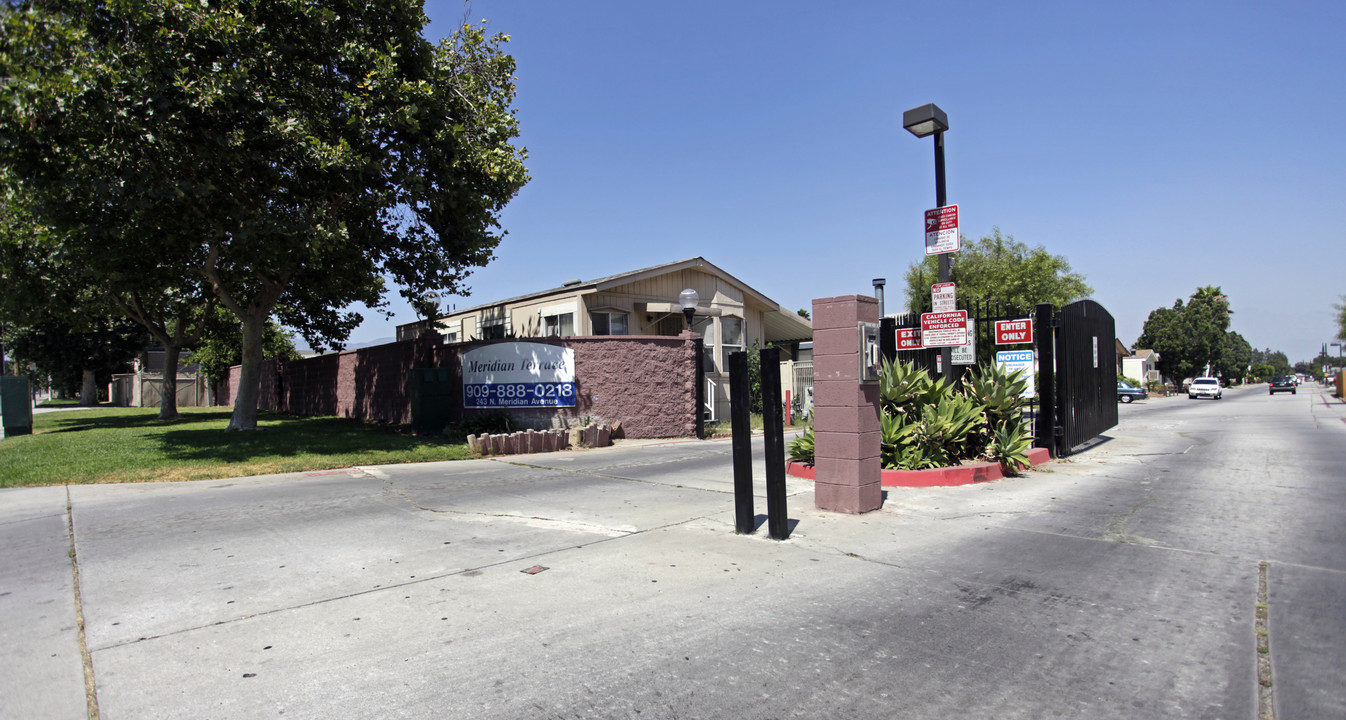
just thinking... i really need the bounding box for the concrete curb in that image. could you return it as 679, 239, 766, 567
786, 446, 1052, 487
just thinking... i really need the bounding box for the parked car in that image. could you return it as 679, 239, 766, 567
1188, 377, 1222, 400
1269, 376, 1296, 395
1117, 381, 1147, 403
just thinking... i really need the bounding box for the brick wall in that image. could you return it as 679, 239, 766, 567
217, 333, 699, 438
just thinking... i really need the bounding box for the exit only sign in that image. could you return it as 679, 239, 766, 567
994, 319, 1033, 345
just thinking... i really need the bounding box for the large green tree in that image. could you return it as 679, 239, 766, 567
191, 306, 297, 389
1335, 296, 1346, 341
1136, 286, 1234, 382
1213, 331, 1252, 382
1, 0, 529, 430
0, 203, 149, 402
902, 228, 1093, 313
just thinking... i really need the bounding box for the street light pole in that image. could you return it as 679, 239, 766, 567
904, 103, 953, 383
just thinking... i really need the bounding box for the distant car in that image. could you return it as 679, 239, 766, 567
1117, 381, 1147, 403
1188, 377, 1222, 400
1269, 376, 1296, 395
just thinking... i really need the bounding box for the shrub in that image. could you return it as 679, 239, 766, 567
787, 426, 814, 465
787, 359, 1036, 473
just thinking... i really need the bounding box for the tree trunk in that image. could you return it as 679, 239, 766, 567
227, 311, 267, 431
159, 343, 181, 420
79, 369, 98, 405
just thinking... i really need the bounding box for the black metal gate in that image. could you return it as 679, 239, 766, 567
1038, 299, 1117, 457
878, 297, 1117, 459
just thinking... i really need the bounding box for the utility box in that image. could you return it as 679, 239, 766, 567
409, 368, 454, 436
0, 376, 33, 439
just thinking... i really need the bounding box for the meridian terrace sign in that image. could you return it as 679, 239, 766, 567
463, 342, 576, 408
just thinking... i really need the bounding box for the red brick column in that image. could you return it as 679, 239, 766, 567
811, 295, 882, 513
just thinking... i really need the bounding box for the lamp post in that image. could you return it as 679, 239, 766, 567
903, 102, 952, 383
680, 288, 705, 439
679, 288, 699, 328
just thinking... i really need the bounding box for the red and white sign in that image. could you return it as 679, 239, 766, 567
897, 327, 923, 350
931, 282, 956, 313
921, 310, 968, 347
924, 204, 960, 255
994, 319, 1033, 345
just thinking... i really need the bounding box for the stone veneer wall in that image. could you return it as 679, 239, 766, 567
440, 334, 699, 438
218, 333, 699, 438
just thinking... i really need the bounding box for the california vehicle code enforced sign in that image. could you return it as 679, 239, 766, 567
462, 342, 576, 408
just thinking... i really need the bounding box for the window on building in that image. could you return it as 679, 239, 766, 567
693, 317, 715, 372
543, 312, 574, 337
589, 311, 628, 336
481, 322, 506, 339
721, 316, 744, 360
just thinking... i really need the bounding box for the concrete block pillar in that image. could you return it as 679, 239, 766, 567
811, 295, 882, 513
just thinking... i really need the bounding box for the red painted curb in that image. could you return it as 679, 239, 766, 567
787, 447, 1052, 487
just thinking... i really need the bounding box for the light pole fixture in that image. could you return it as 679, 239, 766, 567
679, 288, 699, 328
902, 103, 949, 139
872, 278, 886, 317
904, 102, 952, 381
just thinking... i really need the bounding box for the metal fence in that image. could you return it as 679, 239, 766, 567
886, 299, 1033, 379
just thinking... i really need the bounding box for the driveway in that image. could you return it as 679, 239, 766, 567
3, 386, 1344, 718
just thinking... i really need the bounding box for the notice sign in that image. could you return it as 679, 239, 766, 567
931, 282, 956, 313
924, 205, 960, 255
994, 318, 1033, 345
995, 350, 1036, 399
463, 342, 576, 408
921, 310, 968, 347
897, 327, 923, 350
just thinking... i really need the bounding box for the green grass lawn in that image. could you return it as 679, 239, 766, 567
0, 407, 472, 487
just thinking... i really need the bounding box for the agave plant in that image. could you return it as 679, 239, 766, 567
787, 427, 815, 466
915, 392, 987, 460
880, 411, 918, 469
987, 418, 1033, 475
879, 358, 952, 415
962, 362, 1029, 429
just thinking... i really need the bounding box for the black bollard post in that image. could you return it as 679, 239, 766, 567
727, 350, 755, 534
760, 347, 789, 540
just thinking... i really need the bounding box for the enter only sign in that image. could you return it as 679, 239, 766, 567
994, 319, 1033, 345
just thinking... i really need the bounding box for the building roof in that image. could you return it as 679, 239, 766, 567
404, 257, 813, 343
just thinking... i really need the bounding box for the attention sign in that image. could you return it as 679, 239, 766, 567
921, 310, 968, 347
994, 319, 1033, 345
924, 205, 960, 255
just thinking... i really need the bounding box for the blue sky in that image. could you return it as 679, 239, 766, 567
346, 0, 1345, 364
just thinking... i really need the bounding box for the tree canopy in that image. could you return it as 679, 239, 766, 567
0, 0, 529, 429
1335, 296, 1346, 342
1136, 286, 1236, 382
902, 228, 1092, 313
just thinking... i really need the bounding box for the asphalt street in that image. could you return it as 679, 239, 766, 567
1, 382, 1343, 719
